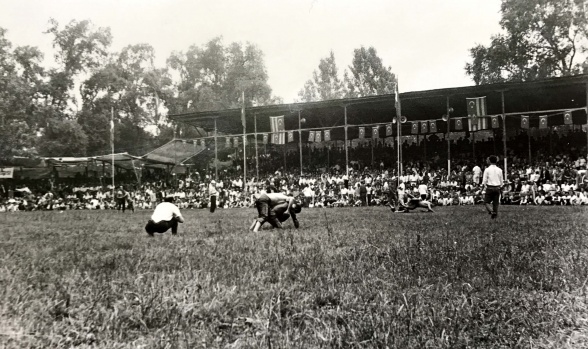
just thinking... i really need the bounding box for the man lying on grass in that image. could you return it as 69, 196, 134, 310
249, 192, 301, 232
145, 195, 184, 236
397, 192, 435, 213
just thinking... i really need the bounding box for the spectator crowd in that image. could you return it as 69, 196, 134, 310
1, 152, 587, 212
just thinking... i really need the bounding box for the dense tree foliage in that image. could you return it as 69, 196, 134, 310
0, 22, 279, 159
466, 0, 588, 84
298, 51, 346, 102
345, 46, 397, 98
298, 46, 397, 102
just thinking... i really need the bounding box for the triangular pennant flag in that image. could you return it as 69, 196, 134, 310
385, 123, 393, 136
315, 131, 322, 142
420, 121, 428, 134
263, 133, 268, 144
564, 111, 572, 125
455, 118, 463, 130
358, 127, 365, 139
287, 131, 294, 142
324, 129, 331, 141
429, 121, 437, 133
521, 115, 529, 129
308, 131, 315, 142
491, 116, 500, 129
411, 122, 419, 134
539, 115, 548, 129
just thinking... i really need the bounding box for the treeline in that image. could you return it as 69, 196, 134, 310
2, 0, 587, 159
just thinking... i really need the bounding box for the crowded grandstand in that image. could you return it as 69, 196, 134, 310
2, 75, 588, 212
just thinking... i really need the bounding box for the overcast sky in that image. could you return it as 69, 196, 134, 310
1, 0, 503, 102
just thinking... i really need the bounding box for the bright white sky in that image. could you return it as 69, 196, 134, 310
1, 0, 503, 103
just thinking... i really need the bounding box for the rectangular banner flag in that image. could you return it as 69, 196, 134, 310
324, 129, 331, 141
0, 167, 14, 179
272, 132, 285, 144
467, 96, 488, 131
372, 126, 379, 139
263, 133, 268, 144
467, 96, 487, 117
270, 115, 285, 144
315, 130, 322, 142
521, 115, 529, 129
358, 127, 365, 139
411, 122, 419, 134
308, 130, 315, 142
233, 136, 239, 148
539, 115, 548, 129
564, 111, 573, 125
386, 123, 393, 136
420, 121, 428, 134
455, 118, 463, 130
491, 116, 500, 129
287, 131, 294, 142
469, 117, 488, 131
226, 137, 231, 147
429, 120, 437, 133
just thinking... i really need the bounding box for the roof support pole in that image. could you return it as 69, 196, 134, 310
214, 118, 218, 181
111, 107, 115, 197
528, 129, 532, 163
446, 96, 451, 178
298, 110, 303, 176
255, 113, 259, 179
344, 105, 349, 177
472, 130, 476, 161
501, 90, 508, 180
241, 91, 247, 192
585, 80, 588, 163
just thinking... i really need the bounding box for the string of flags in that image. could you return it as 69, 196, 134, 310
212, 108, 578, 148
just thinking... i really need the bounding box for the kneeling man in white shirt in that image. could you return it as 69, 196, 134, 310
145, 195, 185, 236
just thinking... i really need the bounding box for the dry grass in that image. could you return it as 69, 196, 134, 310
1, 206, 588, 348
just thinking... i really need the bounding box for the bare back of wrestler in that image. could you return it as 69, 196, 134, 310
398, 192, 435, 213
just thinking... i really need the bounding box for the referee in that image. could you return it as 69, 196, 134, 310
482, 155, 504, 219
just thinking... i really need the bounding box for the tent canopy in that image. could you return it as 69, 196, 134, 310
142, 139, 207, 165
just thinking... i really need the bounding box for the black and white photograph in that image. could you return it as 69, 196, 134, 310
1, 0, 588, 347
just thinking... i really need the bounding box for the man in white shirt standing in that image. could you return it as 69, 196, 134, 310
482, 155, 504, 219
145, 195, 185, 236
209, 180, 218, 213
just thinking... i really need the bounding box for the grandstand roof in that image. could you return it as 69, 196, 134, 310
169, 74, 588, 140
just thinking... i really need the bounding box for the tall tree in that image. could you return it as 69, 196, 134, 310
0, 28, 44, 159
167, 37, 279, 114
345, 46, 397, 98
298, 51, 346, 102
80, 43, 172, 154
37, 118, 88, 156
465, 0, 588, 84
43, 19, 112, 111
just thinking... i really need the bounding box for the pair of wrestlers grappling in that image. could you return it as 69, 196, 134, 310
250, 192, 302, 232
250, 190, 434, 233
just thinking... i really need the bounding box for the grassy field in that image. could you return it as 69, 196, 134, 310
1, 205, 588, 348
